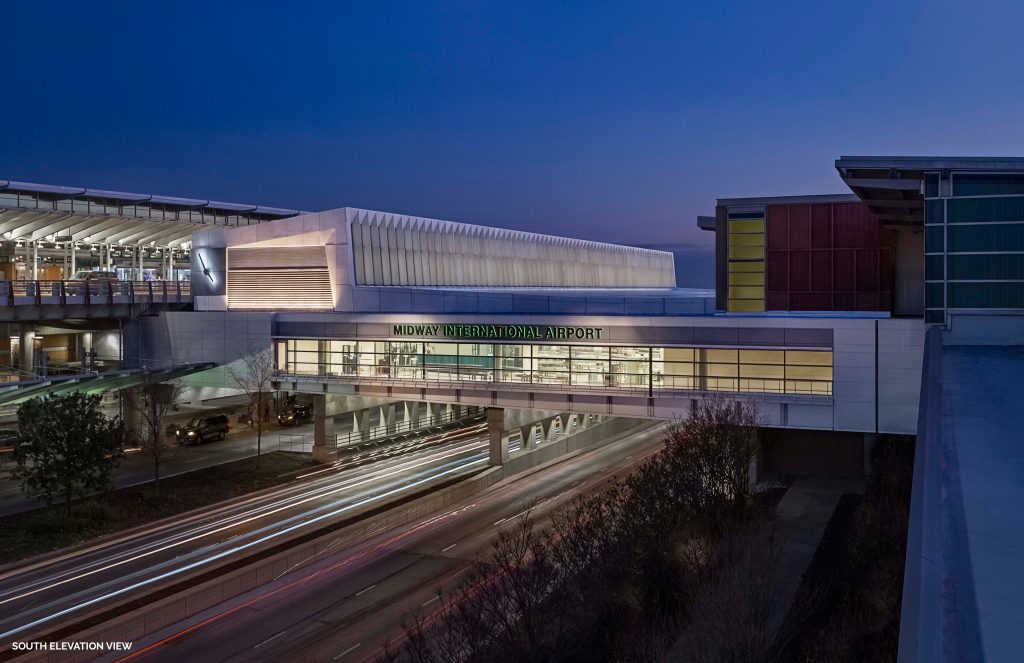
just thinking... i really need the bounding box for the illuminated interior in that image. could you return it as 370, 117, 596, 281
277, 339, 832, 396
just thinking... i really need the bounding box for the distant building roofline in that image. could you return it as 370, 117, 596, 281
715, 193, 859, 207
0, 178, 305, 217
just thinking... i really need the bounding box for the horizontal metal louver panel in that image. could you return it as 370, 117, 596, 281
228, 269, 333, 310
228, 246, 327, 269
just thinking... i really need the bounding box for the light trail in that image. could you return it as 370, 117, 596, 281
0, 436, 487, 609
0, 435, 489, 641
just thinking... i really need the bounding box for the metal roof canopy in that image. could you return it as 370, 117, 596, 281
0, 362, 216, 407
0, 179, 305, 247
836, 156, 1024, 228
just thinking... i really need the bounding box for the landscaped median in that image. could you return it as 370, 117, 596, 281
0, 417, 650, 662
0, 452, 314, 566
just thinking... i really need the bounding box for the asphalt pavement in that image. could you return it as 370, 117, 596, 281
0, 423, 489, 647
115, 423, 668, 663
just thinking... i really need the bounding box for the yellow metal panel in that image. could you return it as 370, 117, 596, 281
728, 272, 765, 286
728, 286, 765, 300
729, 245, 765, 260
728, 299, 766, 312
728, 234, 766, 247
728, 219, 765, 234
728, 262, 765, 274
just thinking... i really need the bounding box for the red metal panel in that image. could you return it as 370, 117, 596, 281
766, 251, 789, 291
790, 292, 831, 310
856, 292, 880, 311
766, 292, 789, 310
834, 292, 855, 310
834, 249, 856, 291
856, 249, 879, 291
766, 205, 789, 250
763, 201, 892, 313
811, 250, 833, 291
788, 250, 811, 291
788, 205, 811, 249
810, 204, 832, 248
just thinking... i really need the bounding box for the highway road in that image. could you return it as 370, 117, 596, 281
0, 423, 490, 647
117, 423, 667, 663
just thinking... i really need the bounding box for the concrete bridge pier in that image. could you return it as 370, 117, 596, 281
312, 394, 338, 464
488, 407, 508, 466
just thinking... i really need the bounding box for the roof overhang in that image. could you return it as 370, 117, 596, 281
835, 157, 927, 228
836, 156, 1024, 228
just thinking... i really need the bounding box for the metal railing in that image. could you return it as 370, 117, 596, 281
275, 406, 485, 452
334, 406, 483, 448
277, 370, 834, 402
0, 280, 190, 307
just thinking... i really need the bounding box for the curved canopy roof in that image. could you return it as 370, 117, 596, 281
0, 179, 304, 248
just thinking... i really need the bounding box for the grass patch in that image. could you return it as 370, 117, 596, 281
0, 451, 313, 566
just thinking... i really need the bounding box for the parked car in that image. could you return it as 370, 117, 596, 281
176, 414, 230, 445
278, 403, 313, 426
0, 429, 20, 450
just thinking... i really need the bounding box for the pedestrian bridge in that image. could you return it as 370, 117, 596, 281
0, 279, 191, 321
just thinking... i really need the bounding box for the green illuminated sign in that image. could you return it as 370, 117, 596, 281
392, 324, 603, 340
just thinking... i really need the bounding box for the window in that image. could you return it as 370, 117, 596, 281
278, 340, 833, 396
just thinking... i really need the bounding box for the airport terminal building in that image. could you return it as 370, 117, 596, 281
4, 156, 1024, 662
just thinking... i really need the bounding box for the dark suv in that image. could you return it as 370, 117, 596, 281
278, 403, 313, 426
176, 415, 230, 445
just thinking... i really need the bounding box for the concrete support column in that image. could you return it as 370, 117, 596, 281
19, 326, 35, 374
30, 242, 38, 280
312, 394, 338, 464
70, 242, 76, 276
353, 408, 370, 442
81, 331, 94, 370
487, 407, 507, 466
404, 401, 422, 428
428, 402, 443, 425
520, 424, 537, 450
383, 403, 396, 434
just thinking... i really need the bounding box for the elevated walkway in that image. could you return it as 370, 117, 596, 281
0, 279, 190, 321
0, 361, 215, 407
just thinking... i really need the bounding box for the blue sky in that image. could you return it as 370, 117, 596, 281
2, 1, 1023, 286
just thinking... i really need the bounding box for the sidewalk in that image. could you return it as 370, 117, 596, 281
767, 476, 865, 637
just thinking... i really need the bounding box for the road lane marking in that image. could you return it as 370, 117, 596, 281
254, 629, 287, 648
334, 643, 361, 659
355, 584, 376, 596
421, 595, 440, 607
441, 543, 457, 552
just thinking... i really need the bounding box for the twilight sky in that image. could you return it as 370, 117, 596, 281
2, 1, 1023, 287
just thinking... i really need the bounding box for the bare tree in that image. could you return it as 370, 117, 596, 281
125, 376, 184, 497
229, 348, 275, 469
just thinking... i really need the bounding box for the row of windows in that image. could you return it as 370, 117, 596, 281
926, 223, 1024, 254
926, 174, 1024, 199
276, 339, 833, 396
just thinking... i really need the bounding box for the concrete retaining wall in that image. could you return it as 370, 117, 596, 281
13, 417, 654, 662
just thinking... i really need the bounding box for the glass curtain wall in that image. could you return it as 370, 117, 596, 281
279, 339, 833, 396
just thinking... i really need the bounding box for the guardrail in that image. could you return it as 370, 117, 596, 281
276, 407, 485, 452
277, 371, 834, 403
0, 279, 190, 306
335, 406, 484, 447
